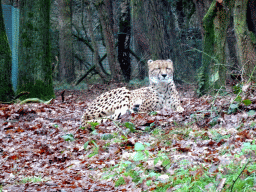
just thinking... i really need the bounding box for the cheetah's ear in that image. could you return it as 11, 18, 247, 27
147, 59, 154, 64
167, 59, 173, 62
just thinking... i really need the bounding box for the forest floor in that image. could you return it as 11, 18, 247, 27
0, 83, 256, 191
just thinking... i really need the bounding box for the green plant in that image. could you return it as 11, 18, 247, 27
247, 110, 256, 116
79, 121, 100, 131
101, 133, 114, 140
212, 133, 230, 142
89, 122, 100, 131
21, 176, 44, 183
115, 176, 126, 187
149, 111, 158, 116
229, 65, 256, 114
133, 142, 150, 161
233, 83, 242, 94
84, 140, 99, 158
144, 122, 155, 131
241, 141, 256, 154
123, 122, 136, 132
62, 133, 75, 141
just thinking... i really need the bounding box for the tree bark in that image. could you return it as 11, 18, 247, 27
58, 0, 75, 83
17, 0, 54, 100
234, 0, 256, 81
176, 0, 186, 29
226, 17, 239, 70
118, 0, 131, 82
213, 0, 233, 89
247, 0, 256, 34
199, 1, 216, 95
131, 1, 149, 80
0, 0, 15, 102
86, 1, 110, 82
199, 0, 232, 95
146, 0, 167, 59
95, 0, 122, 81
193, 0, 212, 37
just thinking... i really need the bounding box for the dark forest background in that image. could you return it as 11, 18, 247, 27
1, 0, 256, 101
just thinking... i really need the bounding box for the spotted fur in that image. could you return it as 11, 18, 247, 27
81, 59, 184, 127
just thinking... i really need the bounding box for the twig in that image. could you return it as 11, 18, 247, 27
230, 161, 251, 192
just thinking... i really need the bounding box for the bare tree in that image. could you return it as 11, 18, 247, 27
58, 0, 75, 83
86, 0, 110, 81
94, 0, 122, 81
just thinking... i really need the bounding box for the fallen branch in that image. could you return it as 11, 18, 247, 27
75, 65, 96, 86
19, 98, 53, 105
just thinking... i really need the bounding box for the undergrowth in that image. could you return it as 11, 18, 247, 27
98, 127, 256, 191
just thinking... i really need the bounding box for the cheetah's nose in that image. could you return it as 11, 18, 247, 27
162, 74, 167, 78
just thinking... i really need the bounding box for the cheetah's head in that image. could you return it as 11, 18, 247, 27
147, 59, 174, 84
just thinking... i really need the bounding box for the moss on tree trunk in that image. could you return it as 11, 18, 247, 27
199, 0, 232, 95
0, 0, 15, 102
213, 0, 233, 90
17, 0, 54, 100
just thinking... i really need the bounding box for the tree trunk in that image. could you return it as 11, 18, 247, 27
131, 1, 149, 80
234, 0, 256, 82
176, 0, 186, 29
17, 0, 54, 100
58, 0, 75, 83
0, 0, 14, 102
146, 0, 167, 59
118, 0, 131, 82
86, 1, 110, 82
199, 0, 232, 95
247, 0, 256, 34
226, 17, 239, 71
95, 0, 122, 81
199, 1, 215, 95
193, 0, 212, 37
213, 0, 232, 89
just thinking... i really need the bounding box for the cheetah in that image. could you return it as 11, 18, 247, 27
81, 59, 184, 127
